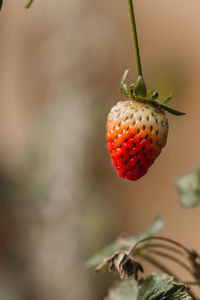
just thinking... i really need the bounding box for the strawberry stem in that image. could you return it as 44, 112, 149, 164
128, 0, 143, 77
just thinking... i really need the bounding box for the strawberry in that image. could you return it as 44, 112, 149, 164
106, 100, 169, 180
106, 70, 185, 181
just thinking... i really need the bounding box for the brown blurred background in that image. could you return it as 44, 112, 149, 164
0, 0, 199, 299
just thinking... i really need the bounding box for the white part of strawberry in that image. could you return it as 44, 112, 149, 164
108, 100, 168, 148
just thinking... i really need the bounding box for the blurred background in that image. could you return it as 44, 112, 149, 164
0, 0, 199, 299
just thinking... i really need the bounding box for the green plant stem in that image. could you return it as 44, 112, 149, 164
128, 0, 143, 77
130, 236, 192, 256
137, 252, 180, 281
138, 243, 186, 257
146, 249, 194, 275
26, 0, 34, 8
182, 281, 200, 286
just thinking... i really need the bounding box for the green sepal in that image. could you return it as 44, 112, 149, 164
159, 103, 185, 116
129, 83, 135, 97
119, 70, 185, 116
133, 75, 147, 98
120, 69, 129, 96
146, 89, 159, 100
121, 83, 129, 96
161, 94, 173, 105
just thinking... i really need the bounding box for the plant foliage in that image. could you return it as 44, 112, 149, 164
175, 169, 200, 208
105, 274, 191, 300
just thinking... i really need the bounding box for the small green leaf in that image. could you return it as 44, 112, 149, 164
86, 217, 164, 268
161, 94, 173, 105
175, 169, 200, 208
105, 274, 191, 300
133, 76, 147, 98
160, 104, 185, 116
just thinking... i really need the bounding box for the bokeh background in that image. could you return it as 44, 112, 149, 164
0, 0, 199, 299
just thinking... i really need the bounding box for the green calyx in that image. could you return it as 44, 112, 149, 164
120, 69, 185, 116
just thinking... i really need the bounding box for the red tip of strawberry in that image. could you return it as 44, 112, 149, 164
106, 99, 169, 181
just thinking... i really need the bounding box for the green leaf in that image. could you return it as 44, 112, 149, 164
86, 217, 164, 268
161, 94, 173, 105
159, 104, 185, 116
105, 279, 138, 300
175, 169, 200, 208
105, 274, 191, 300
137, 273, 191, 300
133, 75, 147, 98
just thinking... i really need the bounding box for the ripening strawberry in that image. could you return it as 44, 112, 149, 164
106, 70, 185, 181
106, 99, 169, 181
